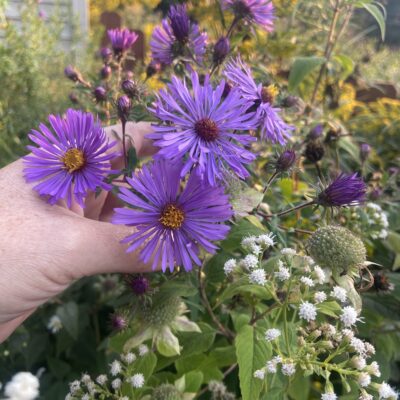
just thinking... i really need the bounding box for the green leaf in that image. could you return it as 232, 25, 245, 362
57, 302, 79, 340
135, 352, 157, 380
156, 326, 181, 357
287, 370, 310, 400
288, 56, 326, 91
184, 370, 204, 392
317, 301, 342, 318
235, 325, 271, 400
333, 54, 355, 80
47, 357, 71, 380
359, 1, 386, 40
175, 354, 223, 383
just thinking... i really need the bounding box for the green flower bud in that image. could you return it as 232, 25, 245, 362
152, 384, 182, 400
140, 296, 182, 328
307, 226, 366, 274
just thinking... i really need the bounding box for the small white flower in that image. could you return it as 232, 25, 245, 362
364, 342, 375, 357
82, 394, 90, 400
302, 256, 315, 266
266, 356, 282, 373
253, 369, 265, 379
313, 266, 326, 284
242, 254, 259, 270
249, 268, 266, 285
300, 276, 315, 287
96, 375, 108, 385
281, 362, 296, 376
331, 286, 347, 303
299, 301, 317, 322
367, 361, 381, 377
265, 328, 281, 342
81, 374, 91, 384
379, 382, 398, 399
340, 306, 359, 327
69, 380, 80, 394
321, 393, 337, 400
120, 397, 129, 400
4, 372, 40, 400
241, 236, 258, 250
359, 391, 373, 400
47, 315, 63, 334
65, 394, 73, 400
351, 356, 367, 370
223, 259, 236, 275
275, 264, 290, 281
342, 328, 354, 339
130, 373, 145, 388
138, 344, 149, 356
257, 233, 275, 248
122, 352, 136, 364
314, 291, 327, 304
350, 337, 365, 355
281, 248, 296, 256
358, 372, 371, 388
110, 360, 122, 376
111, 378, 122, 389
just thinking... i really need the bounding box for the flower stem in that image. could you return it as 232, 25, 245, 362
122, 119, 127, 169
276, 200, 316, 217
256, 171, 279, 212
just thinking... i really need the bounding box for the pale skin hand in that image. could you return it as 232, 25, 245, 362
0, 122, 156, 343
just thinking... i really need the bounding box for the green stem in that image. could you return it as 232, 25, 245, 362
276, 200, 316, 217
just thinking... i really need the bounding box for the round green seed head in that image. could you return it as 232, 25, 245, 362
307, 226, 366, 273
140, 296, 182, 328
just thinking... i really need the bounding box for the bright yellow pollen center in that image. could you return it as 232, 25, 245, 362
159, 204, 185, 229
261, 84, 279, 103
62, 148, 85, 173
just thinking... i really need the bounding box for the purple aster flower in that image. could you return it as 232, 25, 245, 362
317, 173, 367, 207
148, 71, 257, 186
224, 57, 293, 144
150, 5, 207, 65
23, 109, 118, 208
222, 0, 275, 31
275, 149, 296, 172
107, 28, 138, 57
112, 160, 232, 272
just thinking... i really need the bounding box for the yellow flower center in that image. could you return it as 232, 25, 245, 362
159, 204, 185, 229
261, 84, 279, 104
62, 148, 85, 173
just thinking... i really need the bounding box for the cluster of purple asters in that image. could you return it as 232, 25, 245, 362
148, 70, 257, 186
224, 57, 294, 144
222, 0, 275, 32
112, 160, 232, 272
150, 4, 207, 65
23, 109, 118, 208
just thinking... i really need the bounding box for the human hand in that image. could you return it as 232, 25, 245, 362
0, 121, 156, 342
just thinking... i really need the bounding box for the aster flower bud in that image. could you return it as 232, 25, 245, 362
308, 124, 323, 140
169, 4, 190, 43
68, 92, 79, 104
100, 47, 113, 63
117, 95, 132, 122
121, 79, 138, 98
108, 28, 138, 58
146, 61, 162, 78
152, 384, 182, 400
213, 36, 230, 65
304, 140, 325, 163
360, 143, 371, 162
110, 313, 128, 331
93, 86, 107, 102
275, 149, 296, 173
307, 225, 366, 274
64, 65, 82, 82
100, 65, 112, 80
316, 173, 367, 207
369, 187, 382, 201
127, 275, 149, 295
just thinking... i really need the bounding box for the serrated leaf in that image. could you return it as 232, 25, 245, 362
235, 325, 271, 400
288, 56, 326, 91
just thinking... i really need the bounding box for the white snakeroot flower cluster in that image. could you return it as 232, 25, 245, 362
281, 362, 296, 376
300, 276, 315, 287
367, 361, 381, 377
314, 291, 327, 303
331, 286, 347, 303
111, 378, 122, 389
359, 392, 373, 400
351, 356, 367, 370
69, 380, 80, 394
379, 382, 398, 399
340, 306, 359, 327
275, 261, 290, 281
81, 394, 90, 400
265, 328, 281, 342
342, 328, 355, 340
313, 265, 326, 284
358, 372, 371, 388
47, 315, 63, 334
266, 356, 282, 373
281, 248, 296, 256
242, 254, 259, 270
258, 233, 276, 248
241, 236, 261, 255
321, 392, 337, 400
4, 372, 40, 400
121, 352, 136, 364
96, 374, 108, 385
138, 344, 149, 356
110, 360, 122, 376
223, 259, 236, 275
253, 369, 266, 379
129, 373, 145, 388
299, 301, 317, 322
249, 268, 267, 285
366, 203, 389, 240
350, 337, 366, 355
